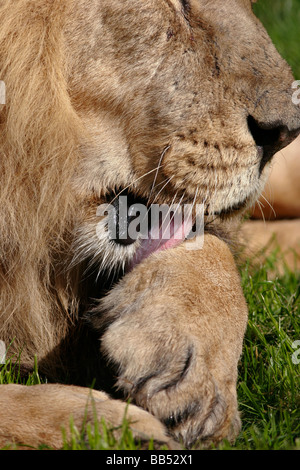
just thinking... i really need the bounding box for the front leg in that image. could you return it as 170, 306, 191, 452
93, 234, 248, 448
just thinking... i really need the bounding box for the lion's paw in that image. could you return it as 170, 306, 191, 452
100, 316, 241, 449
93, 239, 247, 449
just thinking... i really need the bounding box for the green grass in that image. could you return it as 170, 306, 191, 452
0, 353, 42, 386
1, 258, 299, 450
254, 0, 300, 78
61, 413, 159, 451
222, 261, 300, 450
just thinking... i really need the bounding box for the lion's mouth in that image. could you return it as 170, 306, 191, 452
103, 187, 250, 270
81, 187, 251, 296
91, 184, 252, 293
105, 189, 195, 270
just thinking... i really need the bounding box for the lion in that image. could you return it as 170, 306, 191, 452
0, 0, 299, 450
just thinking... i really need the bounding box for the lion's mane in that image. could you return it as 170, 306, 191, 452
0, 0, 82, 364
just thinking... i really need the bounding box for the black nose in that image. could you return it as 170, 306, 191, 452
247, 115, 300, 173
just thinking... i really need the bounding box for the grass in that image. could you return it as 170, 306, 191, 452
1, 257, 299, 450
0, 353, 42, 386
221, 260, 300, 450
254, 0, 300, 79
61, 413, 160, 451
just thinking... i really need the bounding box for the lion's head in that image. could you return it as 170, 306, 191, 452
66, 0, 300, 274
0, 0, 299, 361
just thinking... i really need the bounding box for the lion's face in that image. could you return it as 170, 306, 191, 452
65, 0, 300, 274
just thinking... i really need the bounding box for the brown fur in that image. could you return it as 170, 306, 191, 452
0, 0, 299, 449
0, 384, 176, 449
95, 236, 248, 448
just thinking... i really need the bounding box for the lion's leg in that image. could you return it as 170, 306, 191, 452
93, 234, 248, 448
0, 384, 176, 449
242, 138, 300, 273
240, 219, 300, 273
252, 137, 300, 220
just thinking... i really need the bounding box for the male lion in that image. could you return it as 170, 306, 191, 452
0, 0, 299, 450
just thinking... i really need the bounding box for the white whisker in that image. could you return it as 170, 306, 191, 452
108, 164, 166, 206
161, 192, 185, 240
150, 175, 174, 205
260, 193, 276, 219
141, 175, 174, 227
149, 145, 170, 200
256, 199, 266, 224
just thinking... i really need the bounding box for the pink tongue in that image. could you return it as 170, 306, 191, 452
129, 214, 193, 269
